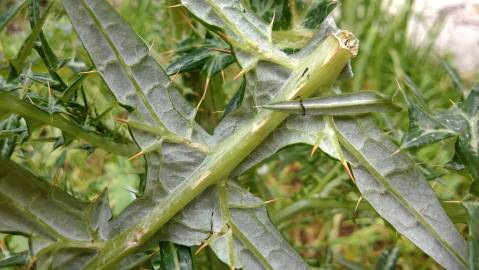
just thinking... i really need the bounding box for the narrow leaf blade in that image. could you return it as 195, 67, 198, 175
0, 0, 27, 32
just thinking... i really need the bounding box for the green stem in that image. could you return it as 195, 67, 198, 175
0, 91, 138, 156
35, 240, 104, 259
271, 199, 366, 224
84, 32, 357, 270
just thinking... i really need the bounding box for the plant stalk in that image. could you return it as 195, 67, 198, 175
0, 91, 138, 156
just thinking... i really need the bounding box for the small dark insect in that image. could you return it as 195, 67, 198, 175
296, 96, 306, 116
209, 210, 214, 233
301, 68, 309, 78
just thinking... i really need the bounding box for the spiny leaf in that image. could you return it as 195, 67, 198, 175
250, 0, 292, 30
442, 59, 465, 93
401, 81, 479, 187
165, 34, 235, 77
62, 0, 211, 155
453, 85, 479, 185
27, 72, 64, 91
180, 0, 294, 70
0, 90, 137, 156
463, 202, 479, 269
0, 114, 28, 158
303, 0, 338, 29
222, 78, 246, 118
9, 1, 53, 78
27, 0, 68, 90
239, 115, 469, 269
202, 52, 235, 77
166, 47, 213, 75
59, 72, 89, 102
333, 116, 468, 269
0, 158, 107, 270
166, 47, 234, 77
400, 88, 456, 149
0, 0, 27, 32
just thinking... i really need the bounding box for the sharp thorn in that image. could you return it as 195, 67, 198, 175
233, 69, 246, 80
354, 196, 363, 214
196, 77, 210, 112
79, 70, 98, 75
148, 40, 155, 52
264, 198, 280, 205
310, 144, 319, 156
128, 151, 145, 161
113, 116, 129, 124
210, 48, 231, 54
392, 148, 402, 156
217, 31, 231, 43
342, 160, 355, 183
194, 241, 209, 255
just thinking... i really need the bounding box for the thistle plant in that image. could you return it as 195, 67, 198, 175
0, 0, 477, 269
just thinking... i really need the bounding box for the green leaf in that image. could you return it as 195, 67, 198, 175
222, 78, 246, 118
0, 158, 105, 269
453, 85, 479, 184
158, 242, 193, 270
166, 47, 214, 75
0, 90, 137, 156
239, 115, 469, 269
180, 0, 295, 70
333, 117, 468, 269
260, 91, 399, 115
60, 67, 92, 102
250, 0, 292, 30
27, 0, 68, 90
0, 0, 27, 32
464, 202, 479, 269
374, 246, 399, 270
402, 82, 479, 186
202, 52, 235, 77
9, 1, 54, 78
27, 72, 64, 91
303, 0, 338, 30
442, 59, 465, 94
401, 88, 456, 149
0, 252, 29, 268
0, 114, 28, 158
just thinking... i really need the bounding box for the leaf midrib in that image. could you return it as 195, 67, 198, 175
332, 117, 468, 268
78, 0, 173, 135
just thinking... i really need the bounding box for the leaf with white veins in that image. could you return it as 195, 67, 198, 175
0, 159, 105, 270
60, 0, 349, 269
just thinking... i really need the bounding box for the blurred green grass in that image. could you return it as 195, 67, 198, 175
0, 0, 476, 269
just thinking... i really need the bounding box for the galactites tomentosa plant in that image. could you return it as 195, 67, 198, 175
0, 0, 472, 269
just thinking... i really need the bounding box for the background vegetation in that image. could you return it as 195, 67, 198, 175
0, 0, 477, 269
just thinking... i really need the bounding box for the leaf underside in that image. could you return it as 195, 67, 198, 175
0, 0, 468, 269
